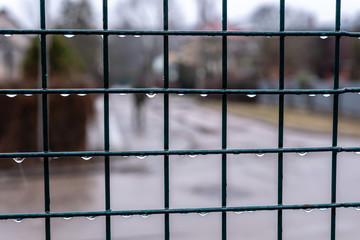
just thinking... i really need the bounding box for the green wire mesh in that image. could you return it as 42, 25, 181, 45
0, 0, 359, 240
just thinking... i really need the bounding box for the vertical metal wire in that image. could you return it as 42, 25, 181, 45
331, 1, 341, 239
221, 0, 228, 239
278, 1, 285, 240
163, 0, 170, 239
102, 0, 111, 239
39, 0, 50, 239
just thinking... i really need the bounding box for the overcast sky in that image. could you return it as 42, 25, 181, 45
0, 0, 359, 28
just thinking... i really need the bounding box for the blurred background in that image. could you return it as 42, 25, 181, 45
1, 0, 360, 239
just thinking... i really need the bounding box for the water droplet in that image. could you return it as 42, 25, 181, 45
319, 208, 327, 211
118, 93, 127, 96
323, 94, 331, 97
134, 35, 141, 38
24, 94, 33, 97
198, 212, 208, 217
146, 93, 156, 98
247, 210, 255, 213
6, 94, 17, 98
121, 215, 131, 218
60, 93, 70, 97
86, 216, 96, 220
63, 217, 72, 220
64, 34, 74, 38
234, 211, 244, 215
297, 152, 307, 157
82, 156, 92, 161
4, 34, 12, 37
136, 155, 147, 159
118, 35, 126, 38
256, 153, 265, 157
178, 93, 184, 96
77, 94, 87, 96
100, 35, 104, 39
247, 94, 256, 98
13, 158, 25, 163
13, 218, 23, 223
266, 36, 272, 39
355, 207, 360, 211
200, 94, 208, 97
308, 94, 316, 97
189, 154, 197, 158
355, 152, 360, 155
141, 214, 150, 218
304, 208, 313, 213
320, 36, 328, 40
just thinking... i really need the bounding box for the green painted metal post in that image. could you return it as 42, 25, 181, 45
102, 0, 111, 239
163, 0, 170, 239
40, 0, 51, 239
331, 1, 341, 239
278, 0, 285, 239
221, 0, 228, 239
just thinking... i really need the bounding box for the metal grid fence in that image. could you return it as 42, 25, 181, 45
1, 0, 360, 239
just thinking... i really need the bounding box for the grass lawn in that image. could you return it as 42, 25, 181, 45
202, 99, 360, 137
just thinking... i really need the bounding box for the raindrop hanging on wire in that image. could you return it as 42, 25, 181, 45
82, 156, 92, 161
146, 93, 156, 98
198, 212, 208, 217
6, 94, 17, 98
297, 152, 307, 157
13, 158, 25, 163
234, 211, 243, 215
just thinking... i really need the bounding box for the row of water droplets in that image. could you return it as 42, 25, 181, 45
118, 93, 339, 99
3, 34, 350, 40
0, 34, 330, 39
13, 150, 360, 164
11, 206, 360, 222
9, 152, 307, 164
5, 93, 87, 98
62, 34, 142, 39
8, 92, 360, 99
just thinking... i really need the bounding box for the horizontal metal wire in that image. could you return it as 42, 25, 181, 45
2, 146, 360, 159
0, 88, 360, 95
1, 29, 360, 37
1, 202, 360, 220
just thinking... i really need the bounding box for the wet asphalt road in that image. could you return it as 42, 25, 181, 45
1, 94, 360, 239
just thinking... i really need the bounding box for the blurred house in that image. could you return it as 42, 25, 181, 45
0, 9, 29, 83
175, 22, 260, 89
